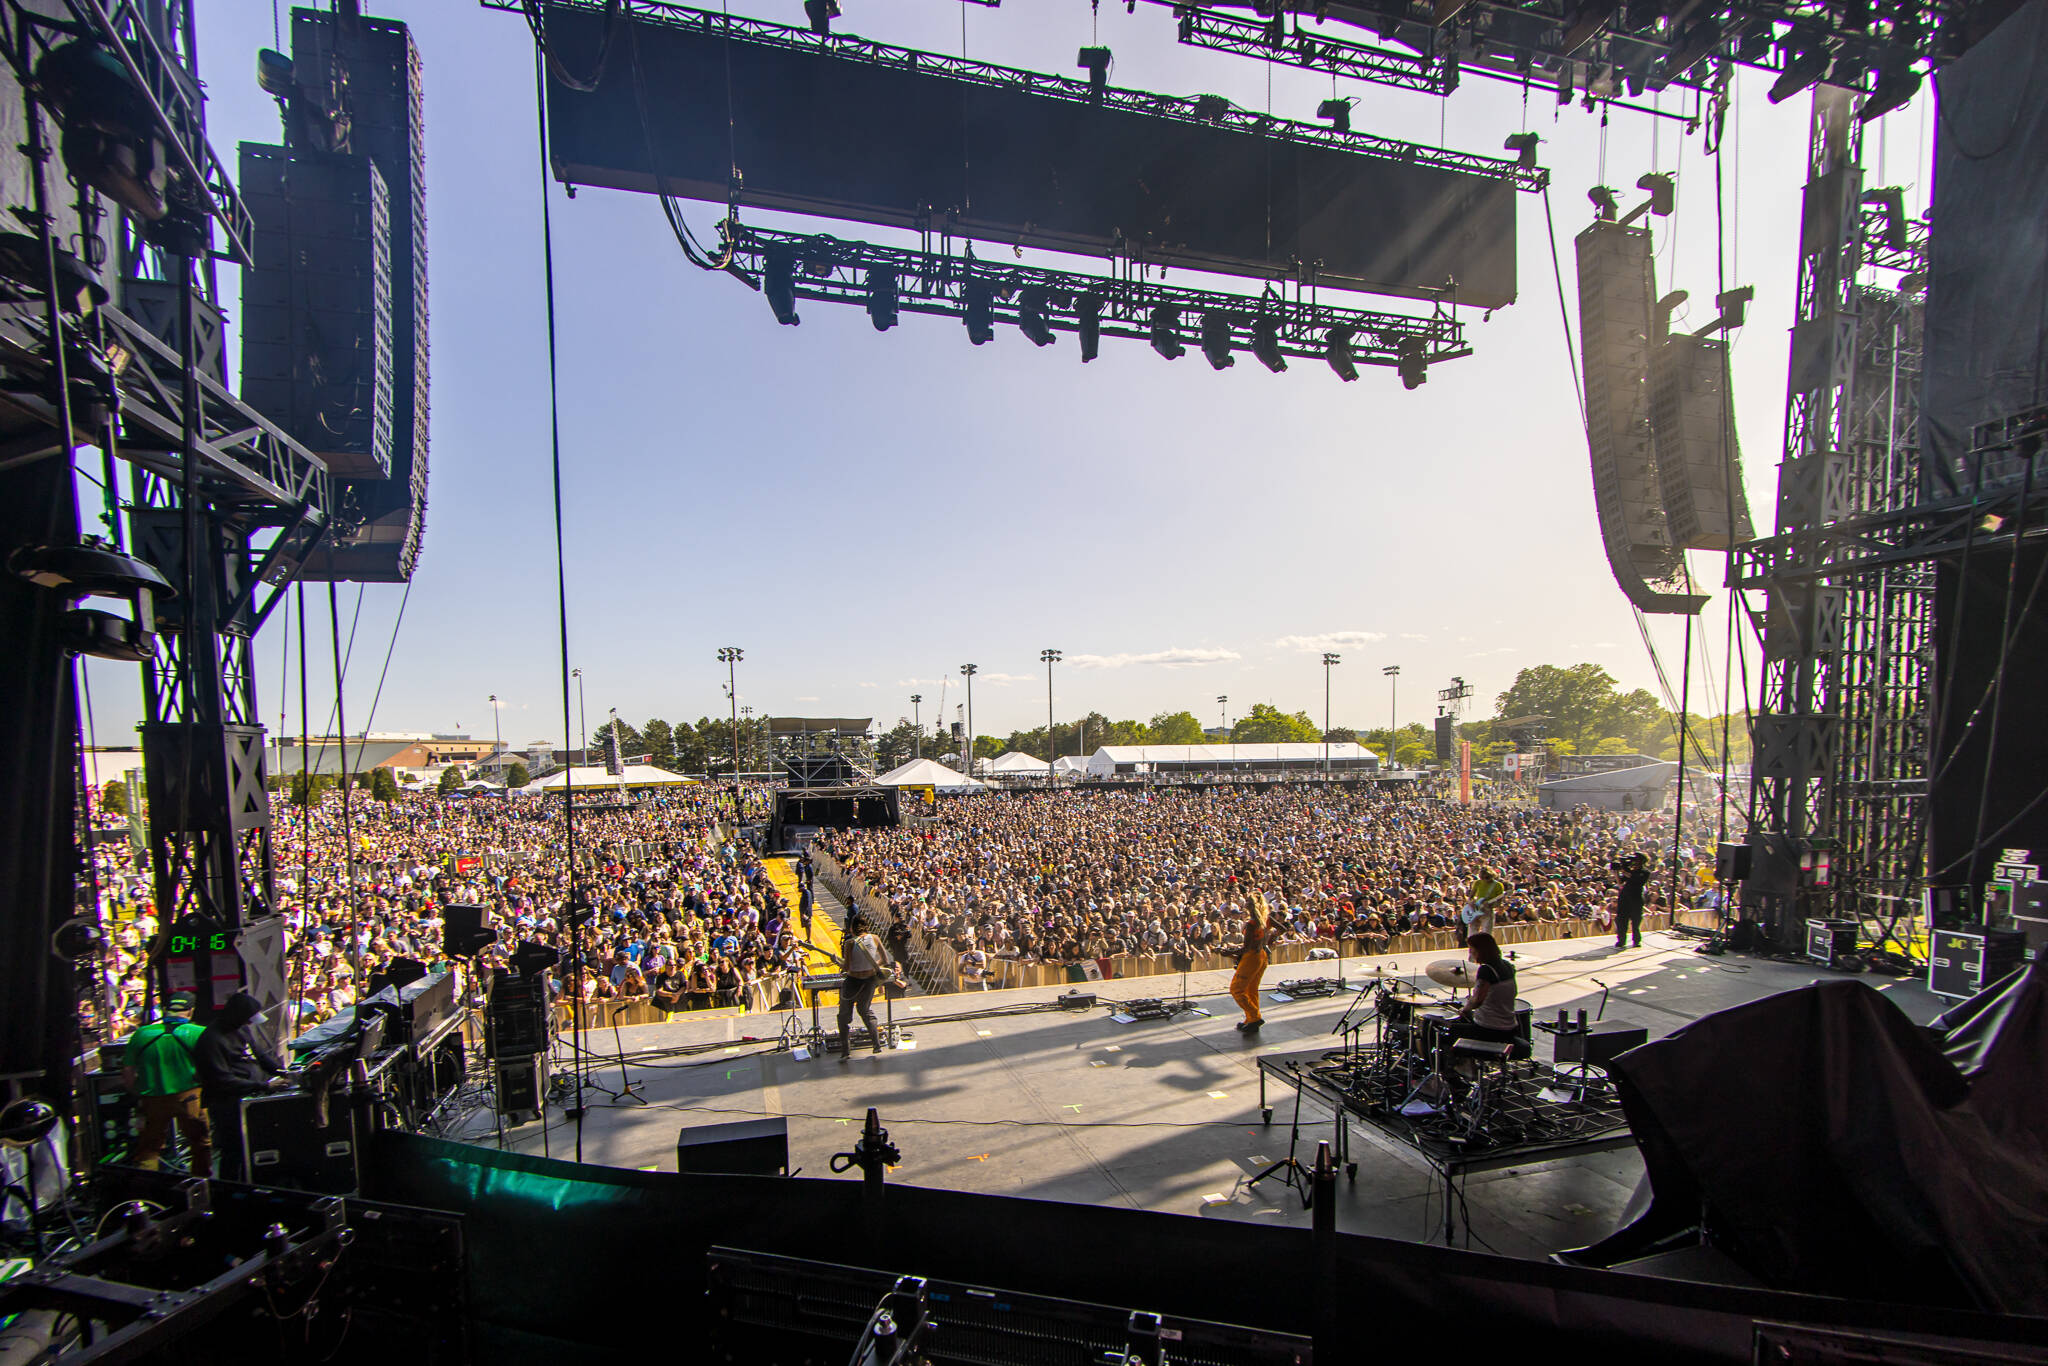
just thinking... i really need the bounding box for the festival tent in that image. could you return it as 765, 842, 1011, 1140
986, 751, 1054, 775
1053, 755, 1090, 777
1085, 742, 1380, 778
520, 764, 697, 792
874, 757, 985, 793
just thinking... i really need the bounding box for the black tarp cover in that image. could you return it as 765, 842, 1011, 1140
1608, 964, 2048, 1312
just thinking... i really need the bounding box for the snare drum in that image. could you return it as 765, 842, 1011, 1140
1379, 991, 1432, 1029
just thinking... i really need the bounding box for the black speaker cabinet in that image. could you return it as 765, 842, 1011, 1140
494, 1052, 548, 1122
675, 1117, 789, 1177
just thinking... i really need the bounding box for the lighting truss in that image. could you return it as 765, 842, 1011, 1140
492, 0, 1545, 192
1156, 3, 1968, 118
721, 223, 1470, 373
0, 0, 257, 264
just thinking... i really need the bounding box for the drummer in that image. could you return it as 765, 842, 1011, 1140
1447, 932, 1518, 1047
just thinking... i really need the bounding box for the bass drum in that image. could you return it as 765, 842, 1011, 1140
1514, 999, 1534, 1056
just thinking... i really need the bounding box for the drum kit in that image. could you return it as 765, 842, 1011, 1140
1321, 958, 1534, 1137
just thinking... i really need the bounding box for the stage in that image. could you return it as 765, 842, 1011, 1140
451, 931, 1947, 1259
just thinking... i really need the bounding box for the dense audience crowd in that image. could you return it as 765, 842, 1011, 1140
82, 777, 1714, 1039
86, 785, 802, 1035
819, 786, 1712, 967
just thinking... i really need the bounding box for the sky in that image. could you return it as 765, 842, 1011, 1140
81, 1, 1938, 753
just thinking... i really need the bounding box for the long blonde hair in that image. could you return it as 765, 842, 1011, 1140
1246, 892, 1272, 934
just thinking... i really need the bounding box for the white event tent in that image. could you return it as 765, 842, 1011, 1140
986, 751, 1054, 775
521, 764, 696, 792
1085, 742, 1380, 778
875, 757, 986, 793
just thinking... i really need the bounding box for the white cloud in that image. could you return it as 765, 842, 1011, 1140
978, 672, 1028, 686
1271, 631, 1387, 652
1068, 647, 1242, 670
794, 695, 820, 702
1466, 648, 1516, 657
1398, 633, 1428, 641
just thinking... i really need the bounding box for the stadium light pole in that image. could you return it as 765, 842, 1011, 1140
488, 694, 503, 787
741, 705, 755, 776
910, 694, 923, 761
961, 663, 978, 777
718, 647, 744, 800
570, 668, 588, 765
1322, 653, 1341, 777
1383, 664, 1401, 772
1218, 695, 1228, 735
1041, 649, 1061, 788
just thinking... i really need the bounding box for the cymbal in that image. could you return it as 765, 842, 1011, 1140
1426, 958, 1474, 987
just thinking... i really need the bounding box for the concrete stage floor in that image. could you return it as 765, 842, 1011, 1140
452, 931, 1946, 1260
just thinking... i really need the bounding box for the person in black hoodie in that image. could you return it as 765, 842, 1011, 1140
194, 991, 288, 1180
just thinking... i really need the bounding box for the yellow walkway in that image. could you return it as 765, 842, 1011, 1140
763, 854, 841, 1004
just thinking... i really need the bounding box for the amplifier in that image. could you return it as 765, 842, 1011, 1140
675, 1118, 788, 1177
1553, 1021, 1650, 1069
486, 971, 551, 1059
1056, 991, 1097, 1010
362, 969, 458, 1050
1929, 929, 2029, 1000
494, 1052, 547, 1122
1805, 920, 1859, 968
242, 1091, 362, 1195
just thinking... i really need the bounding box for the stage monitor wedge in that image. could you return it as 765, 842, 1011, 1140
539, 1, 1523, 309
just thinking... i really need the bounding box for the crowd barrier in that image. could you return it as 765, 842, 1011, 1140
812, 844, 1717, 995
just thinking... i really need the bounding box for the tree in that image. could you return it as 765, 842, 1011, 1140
1324, 726, 1359, 745
1495, 663, 1634, 753
101, 779, 128, 816
1148, 710, 1207, 745
437, 766, 463, 795
1395, 741, 1434, 768
506, 760, 530, 789
972, 734, 1004, 760
1232, 703, 1322, 744
290, 771, 336, 805
1592, 735, 1636, 756
876, 719, 925, 770
591, 717, 643, 761
641, 717, 677, 771
672, 719, 709, 774
370, 767, 401, 802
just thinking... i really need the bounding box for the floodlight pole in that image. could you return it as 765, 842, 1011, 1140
1322, 654, 1340, 777
910, 694, 922, 760
961, 664, 978, 778
1041, 649, 1061, 788
1218, 695, 1228, 735
719, 647, 744, 808
571, 668, 588, 765
1383, 665, 1401, 773
490, 694, 503, 787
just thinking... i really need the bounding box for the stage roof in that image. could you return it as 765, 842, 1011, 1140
768, 717, 872, 736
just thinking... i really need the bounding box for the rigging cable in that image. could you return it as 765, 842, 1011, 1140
327, 582, 361, 992
343, 579, 415, 783
533, 38, 590, 1163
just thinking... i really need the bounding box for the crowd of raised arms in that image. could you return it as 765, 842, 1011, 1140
80, 780, 1714, 1036
818, 786, 1713, 964
85, 786, 806, 1034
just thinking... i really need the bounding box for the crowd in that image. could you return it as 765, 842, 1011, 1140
818, 786, 1713, 968
82, 777, 1715, 1044
86, 784, 806, 1036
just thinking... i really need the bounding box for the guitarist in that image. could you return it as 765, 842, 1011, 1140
1228, 894, 1275, 1035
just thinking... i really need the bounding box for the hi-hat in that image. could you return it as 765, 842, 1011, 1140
1426, 959, 1473, 987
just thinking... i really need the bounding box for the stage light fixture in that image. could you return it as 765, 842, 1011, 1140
1324, 326, 1359, 383
1078, 46, 1112, 103
1149, 304, 1184, 360
803, 0, 840, 36
763, 247, 800, 326
1199, 310, 1236, 370
1316, 97, 1352, 133
1018, 286, 1056, 347
1192, 94, 1231, 121
256, 48, 295, 98
1398, 337, 1428, 390
1768, 33, 1832, 104
964, 282, 995, 345
1076, 292, 1103, 362
1588, 186, 1619, 220
1638, 172, 1675, 216
1251, 315, 1287, 373
1733, 24, 1771, 63
1503, 132, 1540, 168
1859, 66, 1923, 123
865, 266, 898, 332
